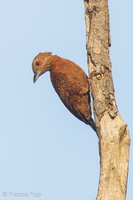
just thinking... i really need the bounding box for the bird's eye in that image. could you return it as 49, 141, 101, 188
36, 62, 40, 66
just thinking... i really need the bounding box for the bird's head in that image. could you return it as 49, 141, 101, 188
32, 52, 52, 83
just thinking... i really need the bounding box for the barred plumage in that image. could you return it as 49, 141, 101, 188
32, 52, 96, 132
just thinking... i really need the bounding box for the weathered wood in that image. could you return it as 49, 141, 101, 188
84, 0, 130, 199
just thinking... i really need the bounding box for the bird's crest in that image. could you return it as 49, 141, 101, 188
37, 52, 52, 59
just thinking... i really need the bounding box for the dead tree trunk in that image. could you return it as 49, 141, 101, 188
84, 0, 130, 199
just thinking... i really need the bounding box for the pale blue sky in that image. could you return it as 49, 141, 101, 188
0, 0, 132, 199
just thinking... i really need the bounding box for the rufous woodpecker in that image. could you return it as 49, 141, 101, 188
32, 52, 96, 132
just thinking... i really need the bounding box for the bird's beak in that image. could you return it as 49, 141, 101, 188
33, 70, 41, 83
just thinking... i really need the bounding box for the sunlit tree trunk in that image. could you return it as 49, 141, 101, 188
84, 0, 130, 199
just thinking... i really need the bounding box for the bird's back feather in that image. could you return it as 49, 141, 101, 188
50, 56, 95, 129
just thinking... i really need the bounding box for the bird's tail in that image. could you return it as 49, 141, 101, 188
87, 118, 97, 133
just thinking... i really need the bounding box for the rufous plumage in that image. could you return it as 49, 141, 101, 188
32, 52, 96, 132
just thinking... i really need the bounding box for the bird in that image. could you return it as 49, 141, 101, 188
32, 52, 96, 132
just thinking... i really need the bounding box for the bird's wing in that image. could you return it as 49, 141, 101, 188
50, 71, 91, 124
50, 72, 73, 109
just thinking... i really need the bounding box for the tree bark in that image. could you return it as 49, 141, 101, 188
84, 0, 130, 199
